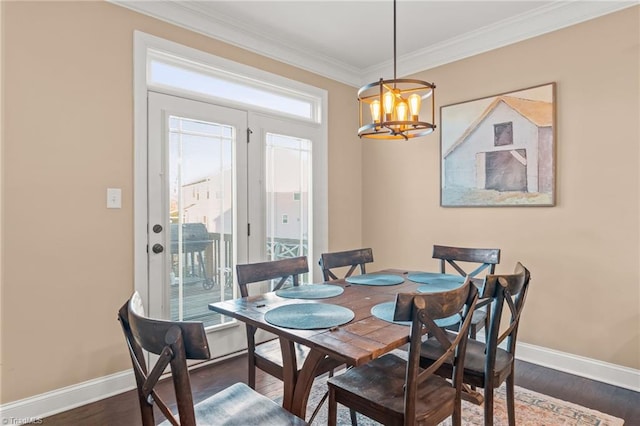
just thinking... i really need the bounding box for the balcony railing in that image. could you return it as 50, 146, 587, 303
170, 232, 309, 326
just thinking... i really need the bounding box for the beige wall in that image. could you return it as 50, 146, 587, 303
362, 7, 639, 369
1, 1, 362, 402
2, 0, 638, 406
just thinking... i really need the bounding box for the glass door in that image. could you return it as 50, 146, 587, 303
248, 113, 319, 288
148, 91, 248, 358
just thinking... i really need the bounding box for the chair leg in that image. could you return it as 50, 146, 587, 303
328, 388, 338, 426
484, 309, 491, 338
484, 385, 494, 426
506, 372, 516, 426
308, 390, 329, 424
452, 395, 462, 426
247, 356, 256, 389
307, 368, 336, 423
349, 408, 358, 426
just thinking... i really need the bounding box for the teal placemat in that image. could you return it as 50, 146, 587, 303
416, 280, 464, 293
276, 284, 344, 299
371, 302, 461, 328
407, 272, 465, 285
264, 303, 354, 330
371, 302, 411, 326
345, 274, 404, 286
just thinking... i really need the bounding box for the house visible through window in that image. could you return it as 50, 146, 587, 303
282, 214, 289, 224
494, 122, 513, 146
293, 192, 301, 201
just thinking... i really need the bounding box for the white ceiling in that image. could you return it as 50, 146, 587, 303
113, 1, 635, 87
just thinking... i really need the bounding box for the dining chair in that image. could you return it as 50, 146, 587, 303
235, 257, 342, 409
318, 248, 374, 281
419, 262, 531, 426
317, 249, 375, 426
432, 244, 501, 338
327, 277, 478, 426
118, 292, 307, 426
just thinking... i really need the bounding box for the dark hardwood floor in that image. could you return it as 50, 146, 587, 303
43, 355, 639, 425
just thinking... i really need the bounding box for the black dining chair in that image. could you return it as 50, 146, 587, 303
118, 291, 307, 426
318, 248, 374, 281
419, 262, 531, 426
432, 245, 501, 338
327, 277, 479, 426
236, 256, 342, 422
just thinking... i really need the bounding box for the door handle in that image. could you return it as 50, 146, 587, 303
152, 244, 164, 254
152, 224, 163, 233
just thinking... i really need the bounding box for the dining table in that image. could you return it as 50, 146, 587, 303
207, 268, 467, 419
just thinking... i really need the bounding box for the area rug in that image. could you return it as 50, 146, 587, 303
297, 378, 624, 426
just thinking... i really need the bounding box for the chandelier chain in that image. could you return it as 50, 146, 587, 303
393, 0, 397, 82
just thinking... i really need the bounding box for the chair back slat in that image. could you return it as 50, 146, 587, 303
236, 256, 309, 297
319, 248, 374, 281
483, 262, 531, 352
118, 302, 156, 426
433, 245, 501, 277
119, 292, 213, 426
127, 294, 210, 360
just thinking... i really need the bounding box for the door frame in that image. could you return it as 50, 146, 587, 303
133, 32, 328, 313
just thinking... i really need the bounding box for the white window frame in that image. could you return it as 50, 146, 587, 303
148, 51, 322, 123
134, 31, 328, 306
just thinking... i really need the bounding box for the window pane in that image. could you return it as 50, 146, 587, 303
150, 59, 316, 121
169, 116, 235, 327
265, 133, 311, 285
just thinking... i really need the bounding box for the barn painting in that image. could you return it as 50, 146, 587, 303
440, 83, 555, 206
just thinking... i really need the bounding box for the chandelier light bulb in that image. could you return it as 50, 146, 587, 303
396, 99, 409, 122
408, 94, 421, 120
370, 99, 381, 123
383, 90, 396, 116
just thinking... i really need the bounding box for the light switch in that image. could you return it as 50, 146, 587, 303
107, 188, 122, 209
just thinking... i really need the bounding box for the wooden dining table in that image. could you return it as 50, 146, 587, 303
208, 268, 462, 419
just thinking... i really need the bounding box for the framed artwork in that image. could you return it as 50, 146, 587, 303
440, 82, 556, 207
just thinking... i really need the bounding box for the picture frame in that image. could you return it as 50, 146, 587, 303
440, 82, 556, 207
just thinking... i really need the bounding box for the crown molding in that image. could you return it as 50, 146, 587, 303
363, 1, 637, 84
111, 1, 637, 88
110, 0, 362, 87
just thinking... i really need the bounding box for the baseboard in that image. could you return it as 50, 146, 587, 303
515, 341, 640, 392
472, 330, 640, 392
0, 352, 240, 422
0, 369, 136, 422
1, 345, 638, 421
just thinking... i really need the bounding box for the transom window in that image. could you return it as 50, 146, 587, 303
148, 51, 321, 123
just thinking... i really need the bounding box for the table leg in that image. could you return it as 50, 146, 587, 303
279, 338, 298, 412
290, 348, 325, 419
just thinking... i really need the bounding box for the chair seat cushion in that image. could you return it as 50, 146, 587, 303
328, 353, 456, 424
419, 331, 514, 386
160, 382, 307, 426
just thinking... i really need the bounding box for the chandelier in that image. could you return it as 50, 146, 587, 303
357, 0, 436, 140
